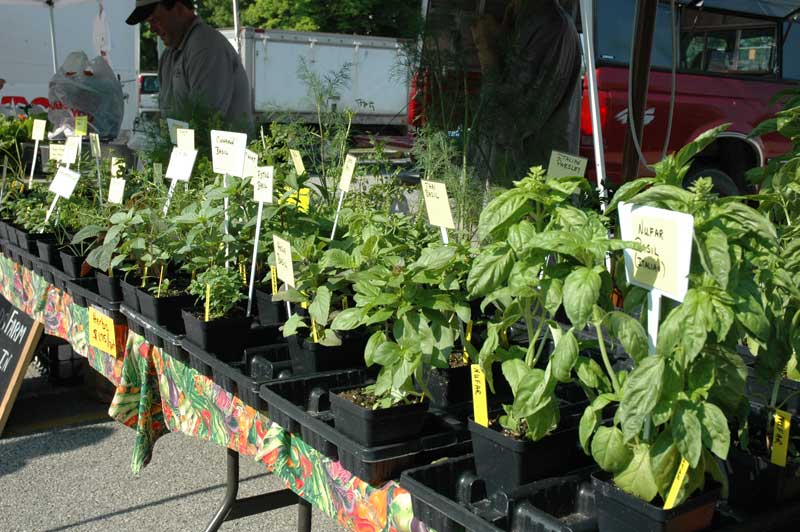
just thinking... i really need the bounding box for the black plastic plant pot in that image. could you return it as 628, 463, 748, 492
181, 308, 253, 363
4, 223, 19, 246
35, 236, 62, 268
59, 250, 88, 278
468, 418, 591, 496
591, 473, 719, 532
15, 229, 39, 253
120, 278, 141, 312
254, 287, 287, 324
95, 270, 123, 302
726, 447, 800, 509
287, 332, 368, 375
137, 288, 194, 335
329, 387, 428, 447
422, 362, 513, 409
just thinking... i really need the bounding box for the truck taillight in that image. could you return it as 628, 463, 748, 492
407, 71, 424, 128
580, 89, 609, 136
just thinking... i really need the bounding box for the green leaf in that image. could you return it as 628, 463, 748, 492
672, 401, 703, 468
700, 402, 730, 460
552, 330, 578, 382
309, 286, 332, 326
650, 430, 680, 499
330, 307, 363, 331
319, 329, 342, 347
524, 397, 560, 441
576, 357, 611, 391
363, 331, 385, 366
410, 245, 457, 271
507, 221, 537, 254
579, 406, 598, 454
613, 443, 659, 502
702, 227, 730, 289
467, 244, 514, 298
619, 356, 665, 442
370, 341, 401, 367
606, 311, 648, 363
674, 124, 729, 169
502, 358, 530, 395
541, 278, 563, 317
513, 368, 554, 418
563, 267, 601, 329
592, 426, 633, 473
606, 178, 656, 214
478, 188, 530, 241
282, 313, 307, 337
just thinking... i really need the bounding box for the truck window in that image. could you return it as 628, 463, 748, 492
680, 8, 776, 77
783, 20, 800, 80
595, 0, 675, 68
141, 76, 159, 94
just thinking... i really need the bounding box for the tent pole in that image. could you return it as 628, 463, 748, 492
232, 0, 241, 56
48, 1, 58, 73
579, 0, 608, 212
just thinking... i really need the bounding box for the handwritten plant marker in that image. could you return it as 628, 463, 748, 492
547, 150, 588, 179
29, 120, 47, 187
289, 149, 305, 176
210, 130, 248, 176
48, 144, 65, 164
61, 135, 81, 167
330, 154, 358, 240
89, 132, 101, 158
176, 127, 195, 151
471, 364, 489, 427
108, 177, 126, 204
420, 179, 455, 243
246, 166, 274, 318
163, 147, 198, 215
273, 235, 295, 288
110, 157, 126, 178
88, 307, 117, 356
45, 166, 80, 223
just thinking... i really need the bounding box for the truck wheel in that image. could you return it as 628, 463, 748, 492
683, 166, 740, 196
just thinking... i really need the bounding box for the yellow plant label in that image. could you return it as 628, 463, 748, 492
110, 157, 126, 178
89, 307, 117, 356
48, 144, 65, 162
311, 318, 319, 343
463, 320, 473, 363
205, 283, 211, 322
273, 235, 295, 288
74, 116, 88, 137
281, 187, 310, 213
339, 154, 357, 192
176, 128, 195, 151
471, 364, 489, 427
663, 457, 690, 510
341, 296, 348, 309
270, 266, 278, 294
547, 150, 588, 179
289, 149, 305, 176
157, 265, 165, 298
420, 179, 455, 229
89, 132, 101, 159
771, 408, 791, 467
32, 119, 46, 141
618, 203, 694, 302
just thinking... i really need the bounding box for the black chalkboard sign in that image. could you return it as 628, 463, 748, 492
0, 296, 43, 436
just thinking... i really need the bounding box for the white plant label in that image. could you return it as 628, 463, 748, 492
253, 166, 274, 203
289, 149, 305, 176
166, 118, 188, 145
339, 154, 357, 192
49, 166, 80, 198
48, 144, 65, 162
89, 132, 101, 158
110, 157, 126, 177
210, 130, 247, 176
32, 120, 46, 141
108, 178, 126, 204
420, 179, 455, 229
176, 128, 195, 151
165, 147, 197, 182
153, 162, 163, 181
618, 202, 694, 302
547, 150, 588, 179
62, 136, 80, 165
243, 149, 259, 178
273, 235, 295, 288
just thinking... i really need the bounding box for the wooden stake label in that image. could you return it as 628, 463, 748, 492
205, 283, 211, 322
663, 457, 690, 510
88, 307, 117, 355
421, 179, 455, 229
289, 149, 305, 176
471, 364, 489, 427
771, 409, 791, 467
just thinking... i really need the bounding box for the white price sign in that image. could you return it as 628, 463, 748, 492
339, 154, 357, 192
272, 235, 295, 288
618, 202, 694, 302
253, 166, 274, 203
547, 150, 588, 179
108, 178, 126, 204
49, 166, 80, 198
420, 179, 455, 229
165, 147, 197, 181
210, 130, 248, 176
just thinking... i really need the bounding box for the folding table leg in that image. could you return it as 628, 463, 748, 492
298, 497, 312, 532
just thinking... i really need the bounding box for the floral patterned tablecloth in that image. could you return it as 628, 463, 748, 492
0, 255, 425, 532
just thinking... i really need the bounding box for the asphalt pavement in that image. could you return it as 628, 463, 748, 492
0, 362, 342, 532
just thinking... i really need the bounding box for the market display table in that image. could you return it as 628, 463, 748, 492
0, 253, 419, 532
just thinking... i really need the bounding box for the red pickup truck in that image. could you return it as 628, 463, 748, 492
581, 0, 799, 194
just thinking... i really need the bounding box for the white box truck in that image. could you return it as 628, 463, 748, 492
0, 0, 139, 133
220, 28, 411, 130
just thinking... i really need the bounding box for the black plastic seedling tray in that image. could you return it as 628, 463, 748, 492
400, 454, 597, 532
259, 371, 473, 485
122, 305, 189, 365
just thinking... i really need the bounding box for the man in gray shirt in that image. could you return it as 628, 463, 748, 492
126, 0, 253, 134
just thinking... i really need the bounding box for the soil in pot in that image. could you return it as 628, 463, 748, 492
181, 307, 253, 362
469, 413, 591, 496
330, 386, 428, 447
287, 330, 368, 375
591, 472, 719, 532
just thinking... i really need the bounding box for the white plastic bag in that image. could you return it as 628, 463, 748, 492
48, 51, 124, 140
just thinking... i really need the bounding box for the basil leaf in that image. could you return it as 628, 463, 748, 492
592, 426, 633, 473
563, 266, 601, 329
619, 356, 665, 442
